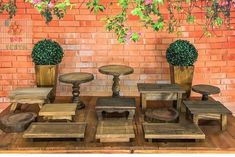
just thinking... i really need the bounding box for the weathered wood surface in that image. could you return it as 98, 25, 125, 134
99, 65, 134, 76
138, 83, 184, 111
39, 103, 77, 121
96, 120, 135, 142
96, 97, 136, 120
143, 122, 205, 140
192, 84, 220, 99
184, 100, 231, 131
0, 96, 235, 153
23, 122, 86, 139
137, 83, 185, 93
0, 112, 37, 133
145, 108, 179, 123
183, 101, 231, 114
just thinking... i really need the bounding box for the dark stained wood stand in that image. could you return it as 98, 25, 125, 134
96, 97, 136, 120
184, 100, 232, 131
137, 83, 185, 111
192, 84, 220, 101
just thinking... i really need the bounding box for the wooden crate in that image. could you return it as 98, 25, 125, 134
96, 120, 135, 142
39, 103, 77, 121
143, 122, 205, 142
23, 122, 86, 140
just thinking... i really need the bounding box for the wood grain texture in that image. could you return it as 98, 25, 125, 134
23, 122, 86, 139
0, 96, 235, 153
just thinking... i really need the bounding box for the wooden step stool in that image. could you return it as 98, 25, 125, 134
23, 122, 86, 141
39, 103, 77, 121
96, 120, 135, 142
143, 122, 205, 142
96, 97, 136, 120
9, 87, 53, 112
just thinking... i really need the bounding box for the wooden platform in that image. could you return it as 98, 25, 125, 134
39, 103, 77, 121
0, 96, 235, 153
143, 122, 205, 141
23, 122, 86, 140
96, 120, 135, 142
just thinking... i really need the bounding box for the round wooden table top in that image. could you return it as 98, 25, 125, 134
59, 72, 94, 84
192, 84, 220, 95
99, 65, 134, 76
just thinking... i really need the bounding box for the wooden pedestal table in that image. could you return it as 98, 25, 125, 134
184, 100, 232, 131
137, 83, 185, 111
8, 87, 53, 112
39, 103, 77, 121
99, 65, 134, 97
23, 122, 86, 141
192, 84, 220, 101
143, 123, 205, 142
96, 120, 135, 142
59, 72, 94, 109
96, 97, 136, 120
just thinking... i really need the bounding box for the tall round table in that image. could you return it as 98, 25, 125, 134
99, 65, 134, 97
59, 72, 94, 109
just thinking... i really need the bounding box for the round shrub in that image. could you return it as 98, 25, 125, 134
32, 39, 63, 65
166, 39, 198, 66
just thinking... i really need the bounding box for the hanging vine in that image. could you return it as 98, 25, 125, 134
0, 0, 235, 43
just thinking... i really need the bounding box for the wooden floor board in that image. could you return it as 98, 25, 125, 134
0, 96, 235, 153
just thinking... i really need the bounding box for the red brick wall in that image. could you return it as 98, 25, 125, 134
1, 0, 235, 112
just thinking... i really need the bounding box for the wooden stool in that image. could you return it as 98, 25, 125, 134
184, 100, 232, 131
96, 120, 135, 142
23, 122, 86, 141
96, 97, 136, 120
137, 83, 185, 111
39, 103, 77, 121
192, 84, 220, 101
143, 122, 205, 142
8, 87, 53, 112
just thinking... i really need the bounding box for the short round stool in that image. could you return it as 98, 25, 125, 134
59, 72, 94, 109
192, 84, 220, 101
145, 108, 179, 123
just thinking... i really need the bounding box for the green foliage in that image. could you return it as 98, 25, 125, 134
32, 39, 64, 65
166, 40, 198, 66
0, 0, 16, 19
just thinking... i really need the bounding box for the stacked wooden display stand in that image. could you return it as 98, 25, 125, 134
0, 65, 232, 146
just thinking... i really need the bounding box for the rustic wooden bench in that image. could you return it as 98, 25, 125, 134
143, 122, 205, 142
183, 100, 232, 131
96, 120, 135, 142
23, 122, 86, 141
96, 97, 136, 120
137, 83, 185, 111
8, 87, 53, 112
39, 103, 77, 121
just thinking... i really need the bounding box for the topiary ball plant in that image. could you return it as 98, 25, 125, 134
166, 39, 198, 66
32, 39, 63, 65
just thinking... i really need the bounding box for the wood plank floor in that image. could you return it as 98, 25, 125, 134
1, 96, 235, 153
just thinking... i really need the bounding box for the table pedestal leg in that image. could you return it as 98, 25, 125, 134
72, 83, 85, 109
112, 75, 120, 97
202, 94, 209, 101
